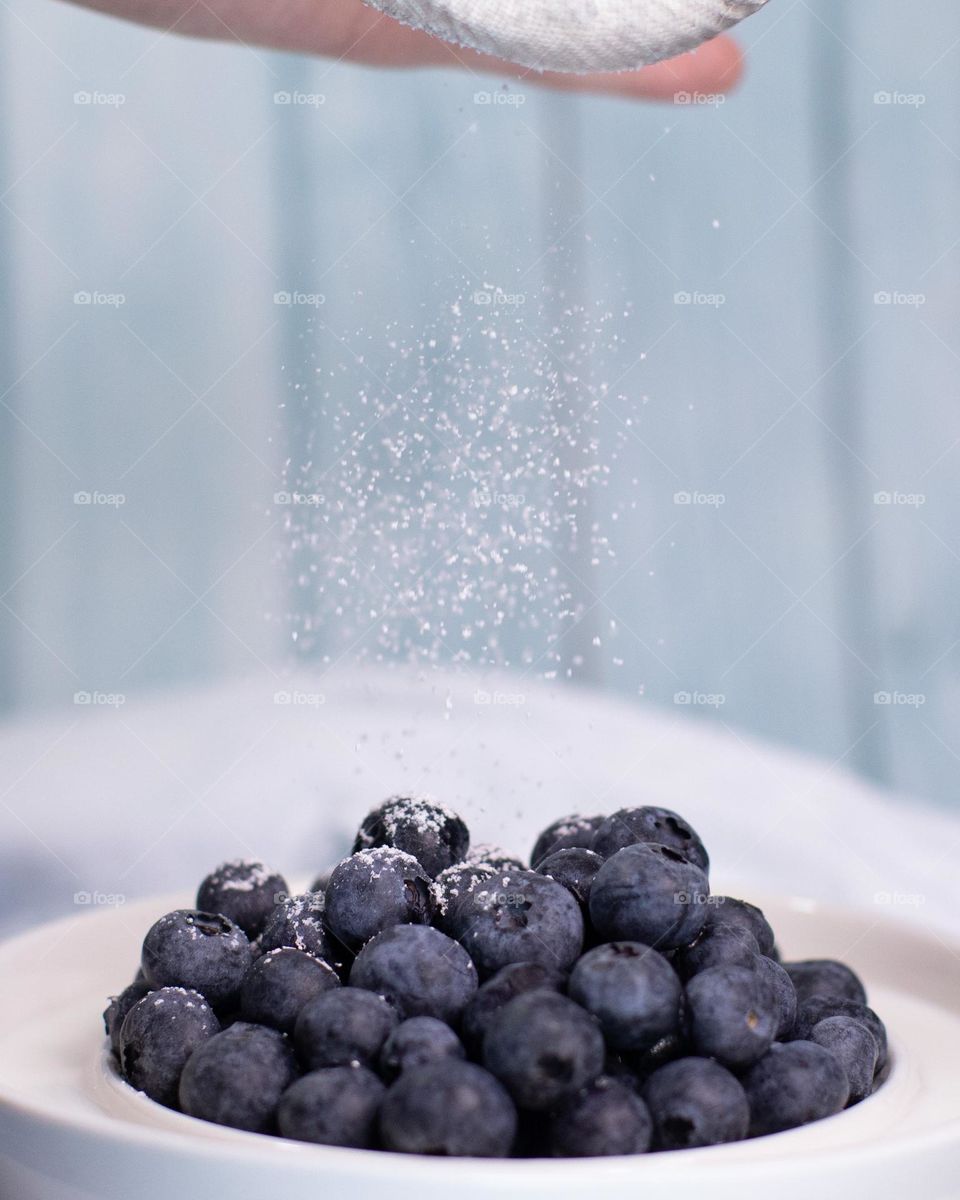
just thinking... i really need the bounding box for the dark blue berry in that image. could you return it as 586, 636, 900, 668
240, 948, 340, 1033
277, 1065, 385, 1147
548, 1077, 652, 1157
433, 862, 498, 935
325, 848, 434, 949
380, 1016, 465, 1081
295, 987, 398, 1069
629, 1032, 688, 1082
141, 910, 252, 1010
196, 860, 288, 939
754, 954, 797, 1038
446, 869, 584, 978
792, 996, 887, 1070
684, 964, 778, 1068
642, 1056, 749, 1149
742, 1040, 850, 1135
591, 807, 709, 871
461, 961, 566, 1053
350, 924, 478, 1023
483, 991, 605, 1111
536, 847, 604, 910
178, 1021, 297, 1133
259, 893, 334, 965
104, 979, 151, 1058
353, 795, 469, 878
809, 1015, 878, 1102
568, 942, 681, 1053
674, 922, 760, 979
704, 897, 775, 956
783, 959, 867, 1005
380, 1060, 517, 1157
118, 987, 219, 1106
530, 814, 606, 867
589, 843, 709, 951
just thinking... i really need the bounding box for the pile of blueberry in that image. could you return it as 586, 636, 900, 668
104, 797, 888, 1157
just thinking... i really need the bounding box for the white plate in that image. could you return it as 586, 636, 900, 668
1, 890, 959, 1200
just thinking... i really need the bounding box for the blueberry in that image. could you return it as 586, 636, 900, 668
684, 964, 778, 1068
295, 987, 398, 1069
325, 847, 434, 949
742, 1040, 850, 1135
461, 961, 566, 1053
433, 862, 497, 935
446, 869, 584, 978
629, 1032, 688, 1082
754, 954, 797, 1039
791, 996, 887, 1070
809, 1015, 878, 1103
239, 948, 340, 1033
380, 1016, 465, 1081
548, 1077, 652, 1157
277, 1065, 385, 1148
674, 922, 760, 979
380, 1060, 517, 1157
350, 924, 478, 1024
141, 910, 252, 1010
591, 807, 709, 871
178, 1021, 297, 1133
530, 814, 606, 867
535, 848, 604, 910
466, 845, 526, 872
483, 991, 605, 1111
589, 843, 709, 951
104, 979, 151, 1058
196, 860, 288, 939
568, 942, 681, 1053
259, 893, 334, 965
353, 795, 469, 878
704, 897, 775, 957
783, 959, 867, 1005
118, 987, 219, 1106
642, 1056, 749, 1149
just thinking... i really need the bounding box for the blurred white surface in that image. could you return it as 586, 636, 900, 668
1, 666, 957, 941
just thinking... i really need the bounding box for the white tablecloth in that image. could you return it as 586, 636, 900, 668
1, 667, 957, 942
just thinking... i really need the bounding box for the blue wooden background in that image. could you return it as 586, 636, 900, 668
1, 0, 959, 807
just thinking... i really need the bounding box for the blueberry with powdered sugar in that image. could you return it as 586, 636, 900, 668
258, 892, 337, 966
432, 860, 497, 935
118, 987, 219, 1106
141, 909, 252, 1010
530, 814, 606, 867
465, 844, 526, 872
196, 859, 288, 939
353, 795, 469, 878
324, 847, 435, 949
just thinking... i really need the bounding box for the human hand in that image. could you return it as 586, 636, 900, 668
70, 0, 744, 100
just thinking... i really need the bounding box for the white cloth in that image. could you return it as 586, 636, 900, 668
0, 666, 958, 943
365, 0, 769, 73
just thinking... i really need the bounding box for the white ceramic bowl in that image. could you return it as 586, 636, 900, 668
1, 889, 959, 1200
